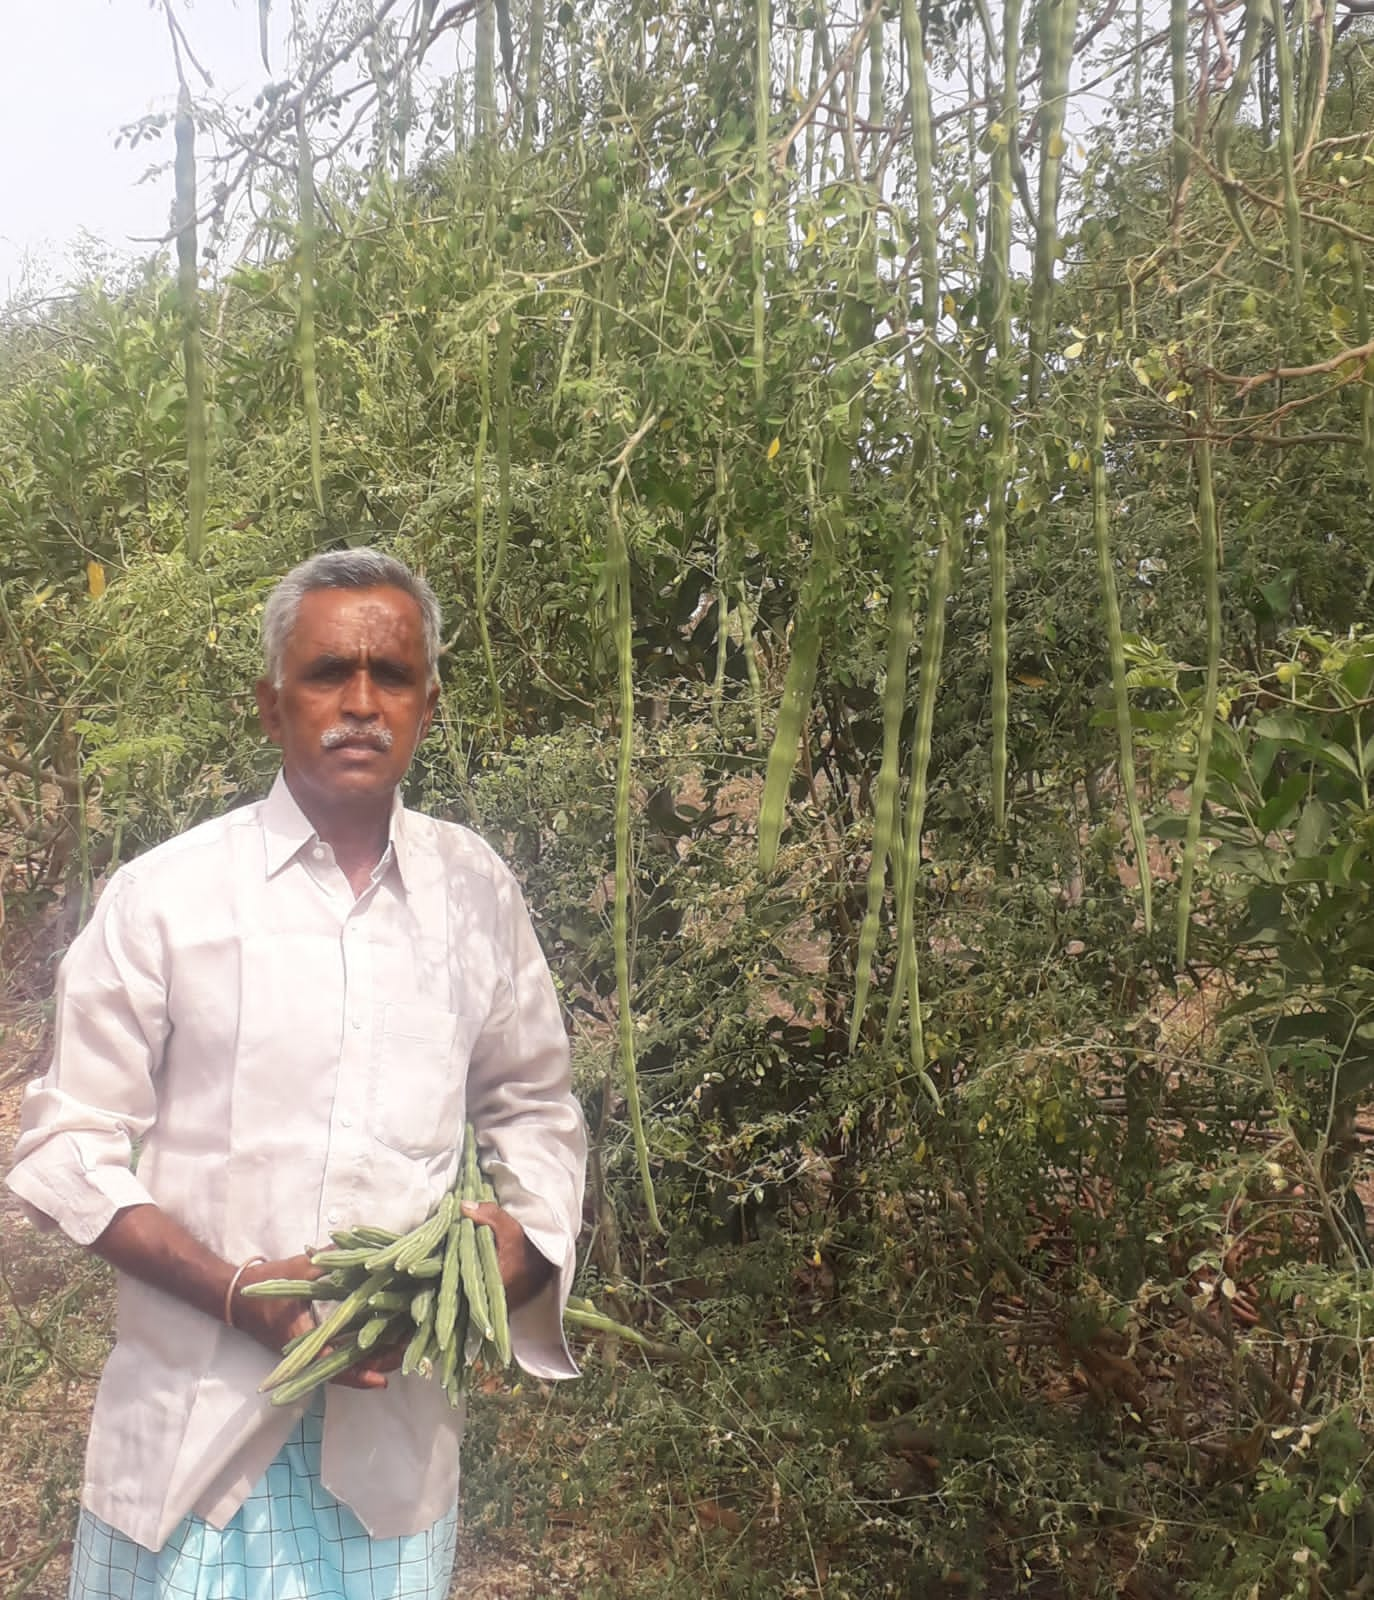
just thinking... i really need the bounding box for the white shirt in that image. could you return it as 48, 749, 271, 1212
5, 773, 587, 1552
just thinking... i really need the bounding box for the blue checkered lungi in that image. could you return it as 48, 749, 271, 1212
68, 1399, 458, 1600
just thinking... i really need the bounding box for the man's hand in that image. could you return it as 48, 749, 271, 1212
460, 1201, 555, 1311
235, 1254, 403, 1391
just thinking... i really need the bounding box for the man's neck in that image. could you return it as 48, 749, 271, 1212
283, 769, 394, 890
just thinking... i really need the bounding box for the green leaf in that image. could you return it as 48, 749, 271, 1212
1291, 798, 1330, 859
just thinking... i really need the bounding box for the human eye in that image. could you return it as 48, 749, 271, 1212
304, 657, 352, 683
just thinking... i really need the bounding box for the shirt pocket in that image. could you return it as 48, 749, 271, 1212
371, 1001, 469, 1158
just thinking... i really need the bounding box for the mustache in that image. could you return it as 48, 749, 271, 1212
320, 724, 395, 752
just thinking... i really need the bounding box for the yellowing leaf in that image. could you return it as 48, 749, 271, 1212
804, 222, 818, 247
659, 415, 674, 431
766, 436, 781, 461
1064, 340, 1083, 360
86, 562, 106, 599
1016, 673, 1048, 688
1048, 131, 1067, 160
942, 294, 956, 317
1068, 450, 1082, 470
753, 208, 766, 228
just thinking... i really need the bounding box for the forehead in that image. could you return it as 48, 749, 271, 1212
287, 585, 427, 660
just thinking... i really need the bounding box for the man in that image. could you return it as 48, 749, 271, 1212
6, 548, 587, 1597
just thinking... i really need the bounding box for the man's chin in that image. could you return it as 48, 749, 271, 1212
287, 760, 403, 807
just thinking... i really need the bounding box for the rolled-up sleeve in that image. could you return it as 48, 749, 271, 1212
467, 866, 587, 1381
6, 870, 166, 1246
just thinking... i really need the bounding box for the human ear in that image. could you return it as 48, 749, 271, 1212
419, 681, 440, 740
255, 677, 285, 746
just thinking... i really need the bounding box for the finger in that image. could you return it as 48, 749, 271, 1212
331, 1367, 389, 1390
460, 1200, 501, 1227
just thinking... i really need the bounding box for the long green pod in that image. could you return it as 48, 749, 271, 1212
877, 0, 950, 1086
475, 1192, 512, 1366
366, 1290, 410, 1312
1351, 244, 1374, 491
1090, 392, 1152, 935
988, 0, 1022, 838
712, 446, 731, 717
463, 1124, 482, 1199
883, 518, 960, 1101
901, 0, 938, 382
173, 88, 206, 564
608, 474, 661, 1230
1269, 0, 1305, 304
752, 0, 770, 411
759, 409, 857, 864
401, 1300, 437, 1377
1298, 0, 1337, 165
1214, 0, 1264, 255
296, 104, 323, 514
737, 583, 766, 744
349, 1225, 399, 1249
521, 0, 544, 150
1025, 0, 1080, 406
492, 313, 514, 600
356, 1312, 396, 1352
848, 553, 913, 1052
1168, 0, 1189, 200
1176, 415, 1223, 967
472, 320, 504, 726
475, 0, 497, 141
756, 593, 823, 871
436, 1208, 464, 1351
458, 1212, 494, 1340
562, 1301, 664, 1353
362, 1200, 445, 1273
308, 1245, 376, 1270
240, 1277, 350, 1300
268, 1340, 364, 1407
451, 1286, 471, 1372
438, 1313, 463, 1393
395, 1192, 454, 1274
259, 1269, 390, 1391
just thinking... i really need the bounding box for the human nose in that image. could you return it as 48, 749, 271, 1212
341, 667, 379, 720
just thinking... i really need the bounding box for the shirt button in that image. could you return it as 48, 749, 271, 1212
340, 1115, 353, 1129
312, 845, 325, 860
350, 1015, 363, 1030
327, 1209, 340, 1225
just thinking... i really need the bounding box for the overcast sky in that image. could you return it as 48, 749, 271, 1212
0, 1, 279, 299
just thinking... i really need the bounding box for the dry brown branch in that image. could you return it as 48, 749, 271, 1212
0, 750, 77, 798
1216, 336, 1374, 396
773, 0, 886, 175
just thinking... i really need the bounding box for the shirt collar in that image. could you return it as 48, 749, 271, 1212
261, 770, 411, 890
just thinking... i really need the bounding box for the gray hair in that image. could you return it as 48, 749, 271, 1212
261, 548, 442, 688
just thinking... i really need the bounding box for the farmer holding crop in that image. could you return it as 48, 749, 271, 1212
6, 549, 587, 1598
